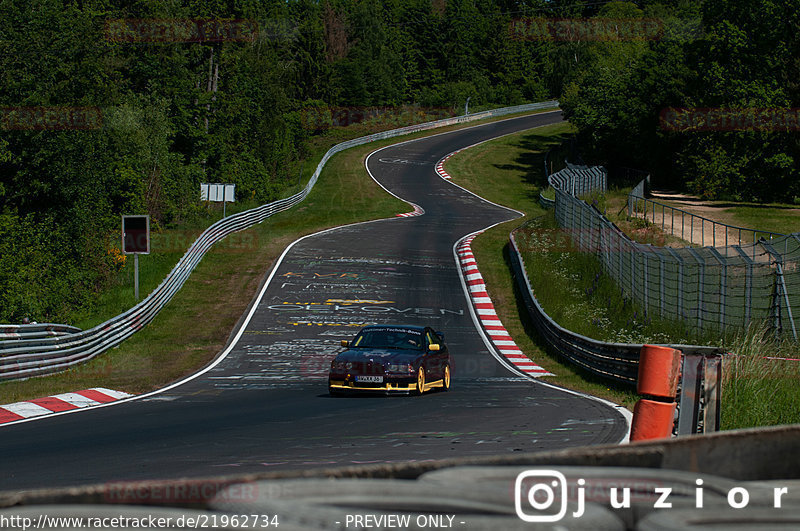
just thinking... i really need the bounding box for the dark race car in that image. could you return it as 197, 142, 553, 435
328, 325, 451, 395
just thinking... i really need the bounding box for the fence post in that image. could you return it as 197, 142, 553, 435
687, 247, 705, 331
630, 241, 636, 298
642, 250, 650, 317
656, 248, 666, 318
734, 245, 754, 329
763, 241, 794, 339
709, 247, 727, 334
666, 247, 684, 321
777, 263, 798, 341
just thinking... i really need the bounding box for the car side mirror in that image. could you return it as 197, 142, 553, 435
429, 344, 440, 351
434, 330, 445, 341
341, 340, 350, 347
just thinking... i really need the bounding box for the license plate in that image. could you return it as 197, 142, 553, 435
356, 375, 383, 383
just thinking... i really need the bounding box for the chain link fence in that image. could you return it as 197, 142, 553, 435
548, 166, 799, 340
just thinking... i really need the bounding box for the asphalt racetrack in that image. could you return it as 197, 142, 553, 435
0, 111, 628, 491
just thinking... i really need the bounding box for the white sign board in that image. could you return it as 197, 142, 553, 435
200, 183, 235, 203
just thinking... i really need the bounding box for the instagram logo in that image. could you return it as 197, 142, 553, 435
515, 470, 570, 522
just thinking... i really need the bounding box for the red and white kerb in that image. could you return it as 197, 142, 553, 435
457, 234, 553, 377
0, 388, 133, 425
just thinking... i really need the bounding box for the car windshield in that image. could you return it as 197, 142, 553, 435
352, 328, 424, 350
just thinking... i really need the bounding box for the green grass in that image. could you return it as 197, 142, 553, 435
0, 106, 559, 403
445, 122, 638, 409
721, 324, 800, 429
512, 213, 714, 347
723, 204, 800, 236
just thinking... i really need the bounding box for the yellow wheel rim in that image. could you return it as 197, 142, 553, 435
444, 365, 450, 389
417, 367, 425, 394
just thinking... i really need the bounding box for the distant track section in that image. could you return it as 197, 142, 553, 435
0, 101, 558, 381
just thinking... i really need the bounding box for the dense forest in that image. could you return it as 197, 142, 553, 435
559, 0, 800, 203
0, 0, 797, 323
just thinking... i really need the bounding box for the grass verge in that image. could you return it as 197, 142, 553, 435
721, 325, 800, 429
0, 107, 558, 403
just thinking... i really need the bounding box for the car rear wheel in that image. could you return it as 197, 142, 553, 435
442, 363, 451, 391
415, 366, 426, 395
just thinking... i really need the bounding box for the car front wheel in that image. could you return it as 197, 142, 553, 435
415, 366, 426, 395
442, 363, 450, 391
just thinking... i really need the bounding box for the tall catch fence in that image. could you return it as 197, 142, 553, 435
0, 101, 560, 381
546, 166, 799, 340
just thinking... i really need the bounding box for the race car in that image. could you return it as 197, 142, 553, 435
328, 324, 451, 395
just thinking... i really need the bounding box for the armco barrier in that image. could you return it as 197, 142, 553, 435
0, 101, 559, 381
0, 323, 81, 341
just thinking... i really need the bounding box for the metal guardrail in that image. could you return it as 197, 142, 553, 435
509, 230, 640, 385
0, 101, 560, 381
0, 324, 81, 341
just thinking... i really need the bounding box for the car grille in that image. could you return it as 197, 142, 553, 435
351, 361, 385, 375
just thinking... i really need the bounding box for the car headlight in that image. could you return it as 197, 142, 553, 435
387, 363, 414, 374
330, 360, 351, 371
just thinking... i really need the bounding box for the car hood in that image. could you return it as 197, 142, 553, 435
336, 349, 422, 364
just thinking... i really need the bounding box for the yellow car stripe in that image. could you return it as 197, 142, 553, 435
329, 379, 445, 393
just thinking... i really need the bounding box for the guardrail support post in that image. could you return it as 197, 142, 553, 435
134, 253, 140, 301
677, 351, 724, 435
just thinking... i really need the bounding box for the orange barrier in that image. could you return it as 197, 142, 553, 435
630, 399, 677, 441
630, 345, 683, 442
637, 344, 682, 398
